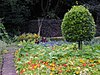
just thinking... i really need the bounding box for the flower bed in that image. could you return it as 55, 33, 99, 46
15, 41, 100, 75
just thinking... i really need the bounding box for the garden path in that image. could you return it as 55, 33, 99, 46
2, 46, 18, 75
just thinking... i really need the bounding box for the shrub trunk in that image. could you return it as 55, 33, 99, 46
78, 41, 82, 50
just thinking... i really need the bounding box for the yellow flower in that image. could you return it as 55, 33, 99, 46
34, 65, 37, 69
51, 63, 55, 67
50, 73, 53, 75
51, 67, 55, 71
98, 60, 100, 64
75, 71, 80, 74
79, 59, 85, 63
33, 33, 40, 38
89, 59, 94, 63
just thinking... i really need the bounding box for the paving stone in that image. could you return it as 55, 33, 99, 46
2, 47, 18, 75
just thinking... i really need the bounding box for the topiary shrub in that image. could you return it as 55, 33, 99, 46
61, 5, 96, 50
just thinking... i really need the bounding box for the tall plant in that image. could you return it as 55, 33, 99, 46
61, 5, 96, 50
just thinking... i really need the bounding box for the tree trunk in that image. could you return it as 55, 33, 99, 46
78, 41, 82, 50
38, 18, 43, 36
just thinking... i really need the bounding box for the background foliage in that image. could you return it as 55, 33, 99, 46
0, 23, 9, 43
0, 0, 100, 36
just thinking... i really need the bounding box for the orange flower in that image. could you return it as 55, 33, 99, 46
89, 64, 95, 67
28, 66, 31, 70
83, 63, 87, 67
44, 62, 48, 66
47, 65, 51, 69
20, 69, 25, 74
27, 61, 31, 65
51, 63, 55, 67
27, 60, 32, 65
62, 64, 67, 67
26, 53, 28, 56
58, 65, 62, 70
18, 58, 21, 61
58, 70, 62, 74
39, 60, 43, 63
66, 69, 71, 72
31, 64, 37, 69
15, 50, 19, 54
28, 64, 37, 70
37, 64, 40, 68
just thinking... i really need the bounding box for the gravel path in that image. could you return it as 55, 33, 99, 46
2, 47, 18, 75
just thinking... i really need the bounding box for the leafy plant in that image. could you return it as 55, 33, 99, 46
15, 41, 100, 75
61, 5, 96, 50
17, 33, 40, 41
0, 23, 9, 43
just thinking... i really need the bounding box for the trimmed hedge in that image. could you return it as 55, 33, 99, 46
61, 5, 96, 42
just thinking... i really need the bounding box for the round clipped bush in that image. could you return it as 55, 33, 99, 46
61, 5, 96, 49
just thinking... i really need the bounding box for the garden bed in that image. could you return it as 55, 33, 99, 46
15, 41, 100, 75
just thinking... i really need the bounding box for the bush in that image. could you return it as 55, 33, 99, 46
17, 33, 40, 41
61, 5, 96, 49
0, 23, 9, 43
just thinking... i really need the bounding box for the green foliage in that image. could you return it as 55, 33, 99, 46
17, 33, 40, 41
15, 41, 100, 75
0, 23, 9, 42
0, 40, 7, 50
61, 5, 96, 42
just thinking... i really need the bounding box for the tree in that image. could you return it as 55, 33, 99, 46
37, 0, 62, 36
0, 0, 66, 36
78, 0, 100, 36
61, 5, 96, 50
1, 0, 31, 35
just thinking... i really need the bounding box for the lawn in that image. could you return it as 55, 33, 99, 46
15, 40, 100, 75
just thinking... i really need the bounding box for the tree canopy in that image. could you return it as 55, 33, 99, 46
0, 0, 100, 36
